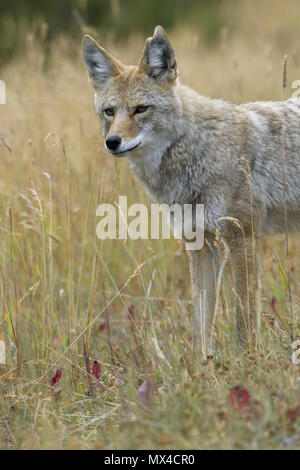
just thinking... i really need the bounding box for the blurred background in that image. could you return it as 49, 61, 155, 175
1, 0, 300, 62
1, 0, 226, 62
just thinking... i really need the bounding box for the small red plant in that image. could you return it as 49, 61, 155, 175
288, 405, 300, 424
270, 297, 277, 310
54, 333, 62, 344
92, 361, 103, 388
228, 385, 251, 411
50, 368, 62, 388
98, 321, 107, 332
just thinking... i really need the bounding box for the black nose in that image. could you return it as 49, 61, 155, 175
106, 136, 121, 151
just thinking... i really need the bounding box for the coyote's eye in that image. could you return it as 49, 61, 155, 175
104, 108, 114, 117
134, 105, 148, 114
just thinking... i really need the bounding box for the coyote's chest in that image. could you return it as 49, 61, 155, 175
127, 145, 195, 205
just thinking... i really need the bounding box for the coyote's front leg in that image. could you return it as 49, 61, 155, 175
188, 233, 222, 357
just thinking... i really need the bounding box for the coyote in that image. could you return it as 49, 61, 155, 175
83, 26, 300, 354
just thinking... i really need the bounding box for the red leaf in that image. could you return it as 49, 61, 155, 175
54, 333, 61, 344
92, 361, 103, 388
137, 379, 153, 407
228, 385, 251, 411
50, 368, 62, 387
98, 321, 107, 332
270, 297, 277, 310
289, 405, 300, 424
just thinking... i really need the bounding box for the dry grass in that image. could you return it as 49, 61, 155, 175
0, 0, 299, 450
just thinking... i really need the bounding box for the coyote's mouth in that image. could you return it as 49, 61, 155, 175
111, 142, 141, 156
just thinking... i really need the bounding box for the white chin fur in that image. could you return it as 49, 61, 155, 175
117, 136, 142, 154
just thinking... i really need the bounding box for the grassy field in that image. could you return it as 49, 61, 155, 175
0, 0, 299, 450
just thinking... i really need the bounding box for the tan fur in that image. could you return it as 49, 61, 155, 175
83, 26, 300, 355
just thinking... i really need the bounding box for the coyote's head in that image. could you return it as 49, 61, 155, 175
83, 26, 180, 158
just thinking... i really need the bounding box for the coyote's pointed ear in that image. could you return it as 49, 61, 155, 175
82, 35, 123, 88
138, 26, 177, 82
